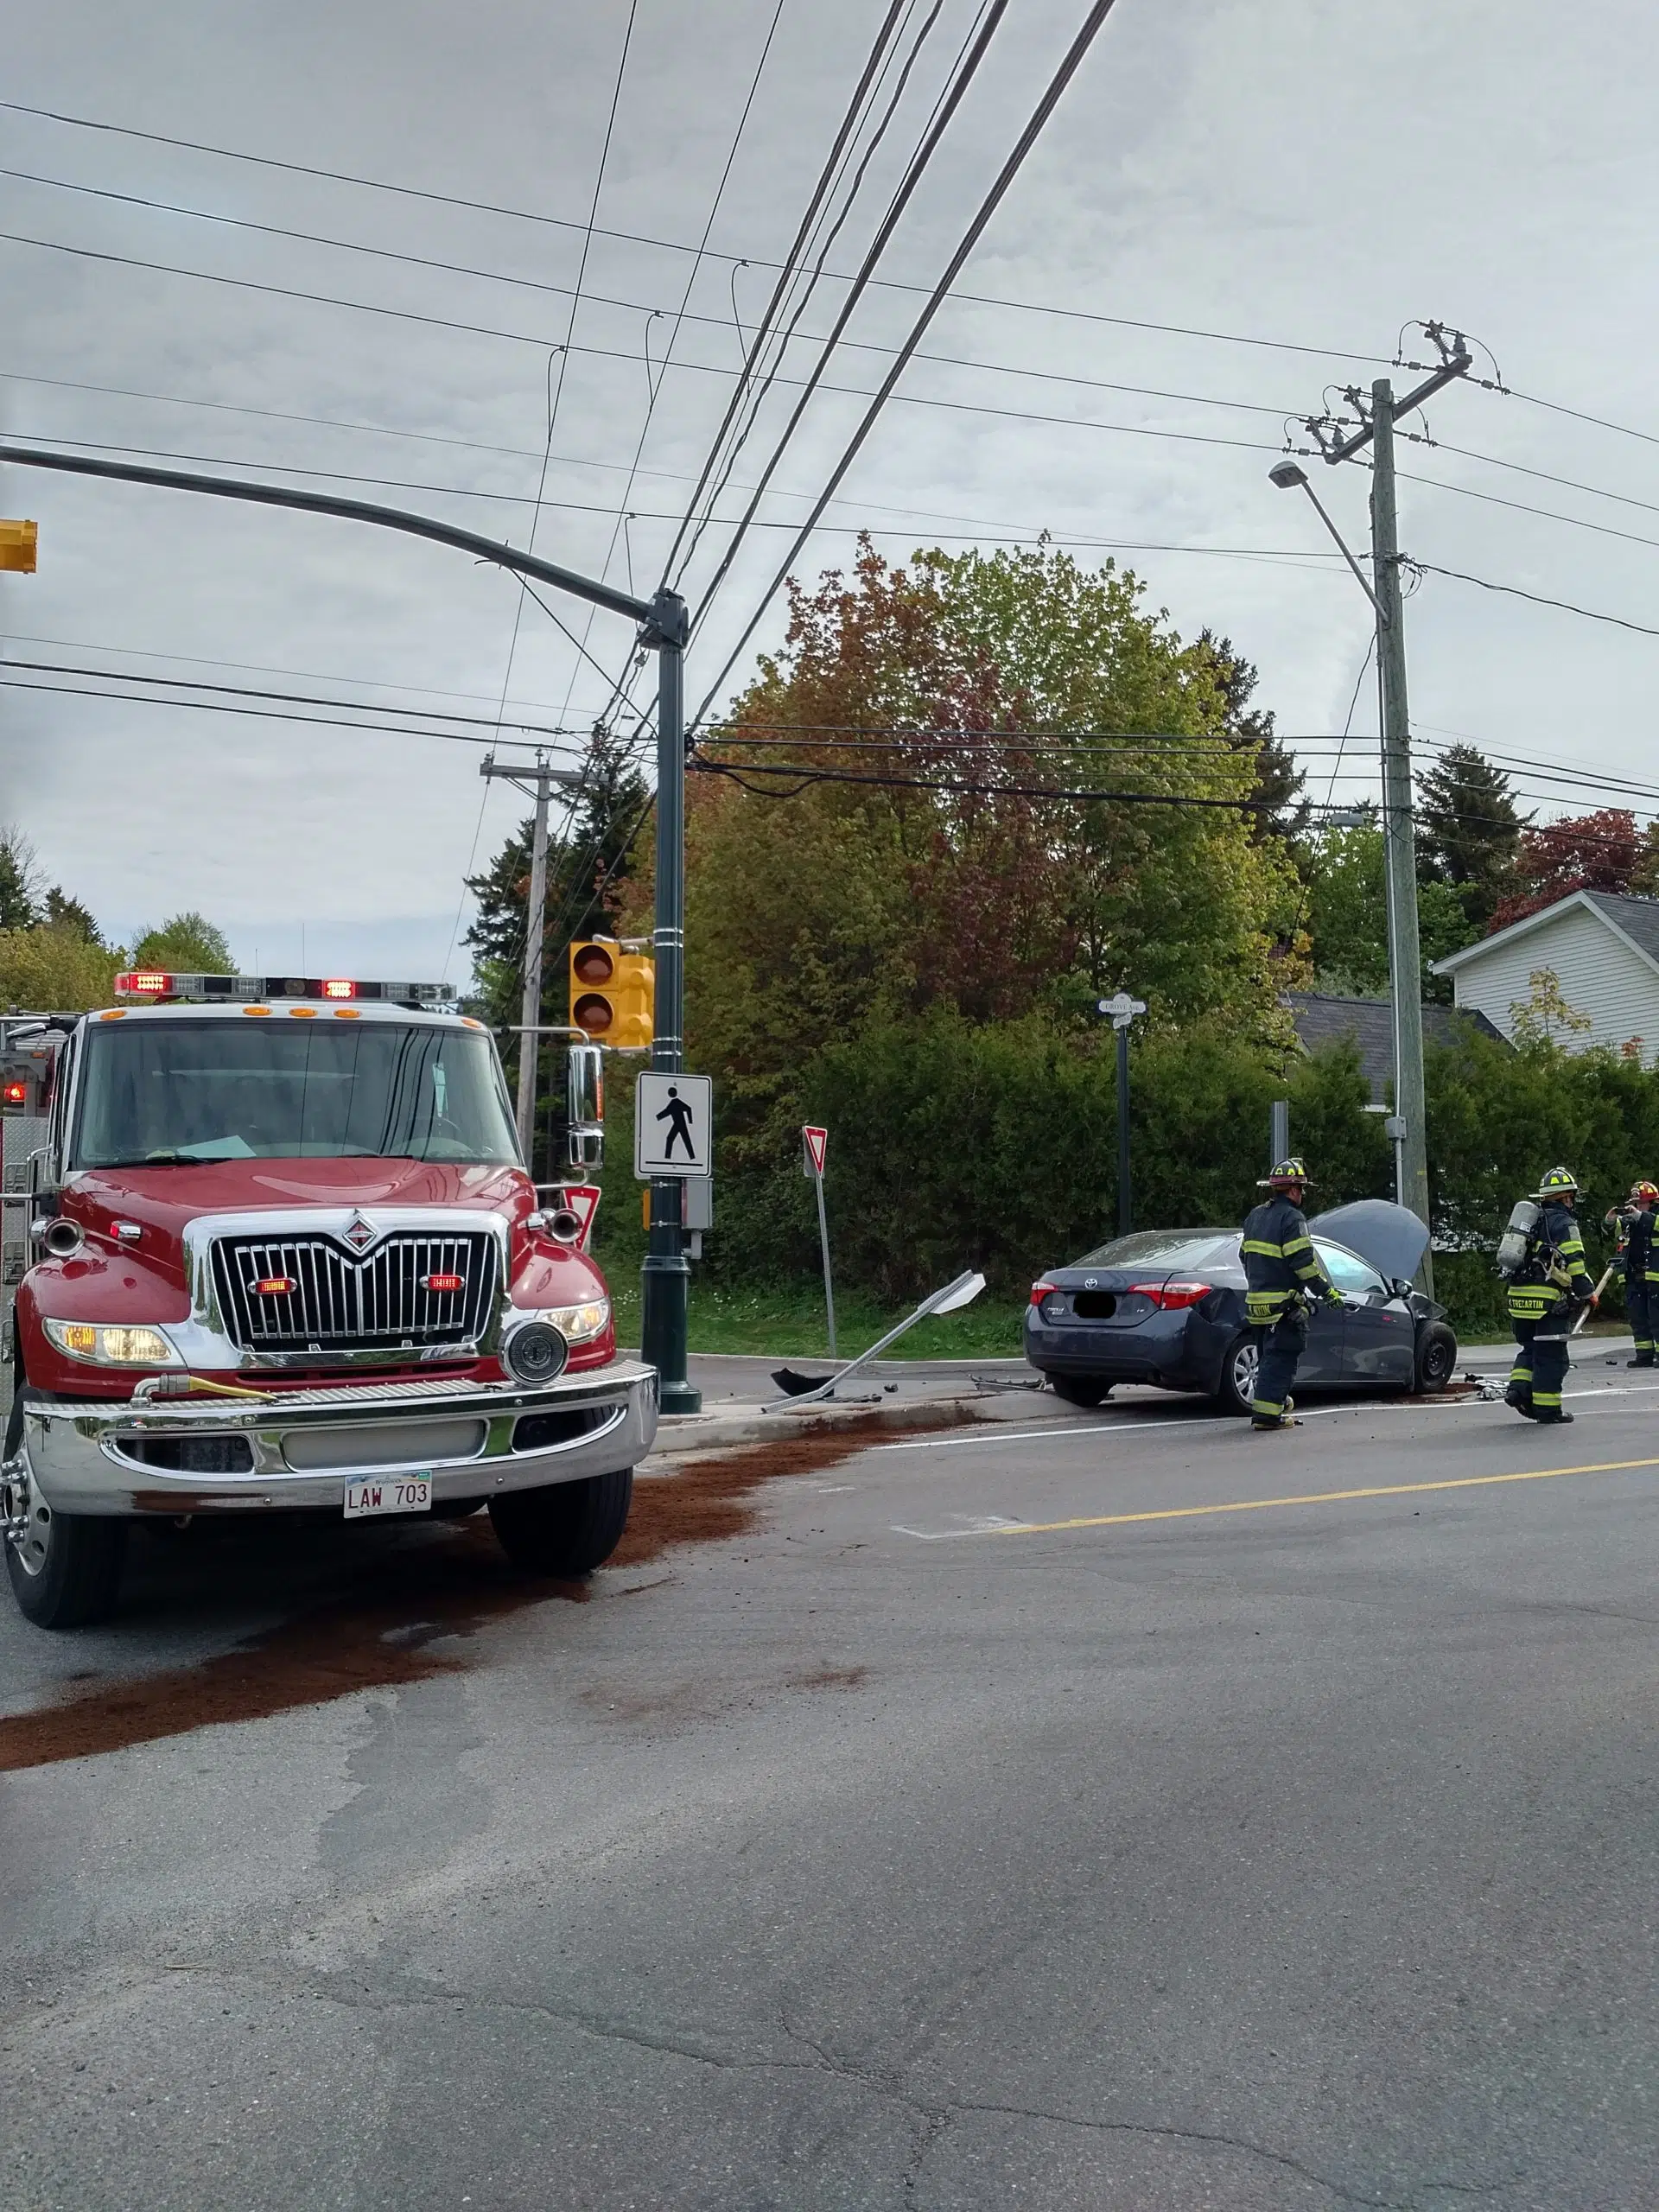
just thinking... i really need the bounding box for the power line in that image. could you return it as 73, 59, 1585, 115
0, 672, 554, 749
658, 0, 918, 584
0, 95, 1396, 369
691, 0, 1122, 724
690, 757, 1262, 807
1411, 560, 1659, 642
681, 0, 1014, 630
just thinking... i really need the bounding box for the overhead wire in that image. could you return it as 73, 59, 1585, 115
658, 0, 918, 583
690, 0, 1122, 728
679, 0, 1014, 633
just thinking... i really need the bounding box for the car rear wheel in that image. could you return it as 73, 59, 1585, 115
1215, 1333, 1259, 1418
1047, 1375, 1114, 1408
3, 1460, 129, 1630
489, 1467, 633, 1577
1413, 1320, 1459, 1394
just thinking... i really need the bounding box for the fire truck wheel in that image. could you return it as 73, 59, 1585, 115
4, 1465, 129, 1629
489, 1466, 633, 1578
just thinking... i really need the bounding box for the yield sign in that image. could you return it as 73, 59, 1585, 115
802, 1125, 828, 1179
555, 1184, 601, 1249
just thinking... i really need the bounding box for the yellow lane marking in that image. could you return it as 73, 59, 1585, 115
989, 1456, 1659, 1538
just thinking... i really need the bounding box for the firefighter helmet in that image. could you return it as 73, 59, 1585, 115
1632, 1179, 1659, 1206
1257, 1155, 1313, 1191
1531, 1166, 1580, 1200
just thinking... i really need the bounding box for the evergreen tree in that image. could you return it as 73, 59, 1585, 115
1416, 743, 1525, 927
464, 732, 652, 1046
0, 828, 40, 930
42, 887, 103, 944
1196, 629, 1309, 842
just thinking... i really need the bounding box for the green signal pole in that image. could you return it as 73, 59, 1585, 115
639, 591, 701, 1413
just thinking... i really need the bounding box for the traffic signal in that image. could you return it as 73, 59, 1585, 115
0, 520, 38, 574
569, 938, 654, 1049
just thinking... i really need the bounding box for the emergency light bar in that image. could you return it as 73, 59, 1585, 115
112, 973, 449, 1006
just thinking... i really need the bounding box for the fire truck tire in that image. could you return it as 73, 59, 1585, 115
489, 1466, 633, 1577
5, 1487, 129, 1630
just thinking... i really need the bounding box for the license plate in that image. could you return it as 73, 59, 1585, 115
343, 1474, 433, 1519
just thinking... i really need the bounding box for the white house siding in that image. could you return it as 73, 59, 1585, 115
1449, 904, 1659, 1056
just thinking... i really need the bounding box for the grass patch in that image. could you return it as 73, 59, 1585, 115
610, 1280, 1028, 1360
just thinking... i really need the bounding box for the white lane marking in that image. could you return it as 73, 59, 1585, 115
892, 1511, 1030, 1540
880, 1418, 1202, 1452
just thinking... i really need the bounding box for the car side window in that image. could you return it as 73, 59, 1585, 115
1314, 1239, 1386, 1297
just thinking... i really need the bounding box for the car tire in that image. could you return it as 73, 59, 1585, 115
1047, 1375, 1114, 1408
1413, 1320, 1459, 1395
4, 1470, 129, 1630
489, 1467, 633, 1577
1215, 1332, 1259, 1418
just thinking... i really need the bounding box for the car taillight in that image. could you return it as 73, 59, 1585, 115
1029, 1281, 1058, 1306
1128, 1281, 1211, 1310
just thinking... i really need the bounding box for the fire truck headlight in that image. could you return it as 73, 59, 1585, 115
43, 1319, 184, 1367
531, 1298, 610, 1344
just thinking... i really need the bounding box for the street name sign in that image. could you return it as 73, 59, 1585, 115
634, 1071, 714, 1179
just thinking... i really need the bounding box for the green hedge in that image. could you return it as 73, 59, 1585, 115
587, 1017, 1657, 1344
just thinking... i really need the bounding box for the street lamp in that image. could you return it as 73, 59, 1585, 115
1268, 461, 1384, 622
1098, 992, 1147, 1237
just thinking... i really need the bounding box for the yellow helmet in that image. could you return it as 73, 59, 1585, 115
1531, 1166, 1580, 1200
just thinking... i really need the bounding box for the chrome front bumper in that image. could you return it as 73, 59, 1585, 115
16, 1361, 658, 1515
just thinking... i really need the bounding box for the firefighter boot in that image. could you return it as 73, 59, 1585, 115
1504, 1384, 1538, 1419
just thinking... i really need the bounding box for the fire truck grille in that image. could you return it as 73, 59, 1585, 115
211, 1233, 499, 1353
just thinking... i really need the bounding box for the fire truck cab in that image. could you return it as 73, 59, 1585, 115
1, 972, 655, 1628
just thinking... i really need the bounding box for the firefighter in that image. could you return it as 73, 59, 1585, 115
1505, 1166, 1598, 1423
1241, 1156, 1343, 1431
1605, 1179, 1658, 1368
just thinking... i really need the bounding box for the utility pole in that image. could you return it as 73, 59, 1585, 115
479, 751, 577, 1160
1270, 322, 1473, 1281
0, 442, 703, 1412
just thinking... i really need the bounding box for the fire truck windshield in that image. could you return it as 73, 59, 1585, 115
71, 1020, 520, 1169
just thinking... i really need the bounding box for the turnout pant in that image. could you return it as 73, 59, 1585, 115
1628, 1277, 1656, 1357
1510, 1319, 1569, 1414
1252, 1309, 1307, 1423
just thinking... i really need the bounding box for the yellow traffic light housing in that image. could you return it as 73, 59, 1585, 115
0, 520, 38, 574
569, 938, 654, 1050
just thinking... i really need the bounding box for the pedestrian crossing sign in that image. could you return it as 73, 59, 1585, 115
633, 1071, 714, 1179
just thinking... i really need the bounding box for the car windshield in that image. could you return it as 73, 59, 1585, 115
1074, 1230, 1236, 1268
1313, 1239, 1386, 1295
72, 1019, 520, 1168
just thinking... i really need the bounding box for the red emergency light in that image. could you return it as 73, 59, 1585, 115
253, 1275, 298, 1295
321, 978, 357, 1000
2, 1079, 27, 1106
115, 970, 173, 997
422, 1272, 466, 1294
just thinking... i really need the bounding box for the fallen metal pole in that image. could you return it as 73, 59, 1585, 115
766, 1270, 986, 1411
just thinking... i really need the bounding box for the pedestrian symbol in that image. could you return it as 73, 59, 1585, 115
633, 1071, 714, 1180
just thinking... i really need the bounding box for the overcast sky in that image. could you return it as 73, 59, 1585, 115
5, 0, 1659, 982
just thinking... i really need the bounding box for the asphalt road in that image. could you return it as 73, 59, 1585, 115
4, 1357, 1659, 2209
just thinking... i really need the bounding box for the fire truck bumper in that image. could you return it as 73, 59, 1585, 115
14, 1362, 659, 1516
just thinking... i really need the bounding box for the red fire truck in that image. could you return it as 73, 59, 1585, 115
1, 971, 656, 1628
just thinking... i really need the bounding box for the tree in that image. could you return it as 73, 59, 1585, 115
1416, 743, 1525, 927
0, 826, 41, 931
1509, 966, 1593, 1047
1193, 629, 1309, 842
1302, 819, 1477, 999
1492, 808, 1643, 931
689, 541, 1306, 1106
131, 912, 235, 970
42, 887, 103, 944
465, 730, 652, 1046
0, 925, 118, 1012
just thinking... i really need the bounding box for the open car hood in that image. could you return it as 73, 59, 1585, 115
1308, 1199, 1430, 1286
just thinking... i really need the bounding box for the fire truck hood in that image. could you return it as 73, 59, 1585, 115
65, 1156, 532, 1251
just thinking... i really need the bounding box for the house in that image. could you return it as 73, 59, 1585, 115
1431, 891, 1659, 1058
1285, 992, 1507, 1103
